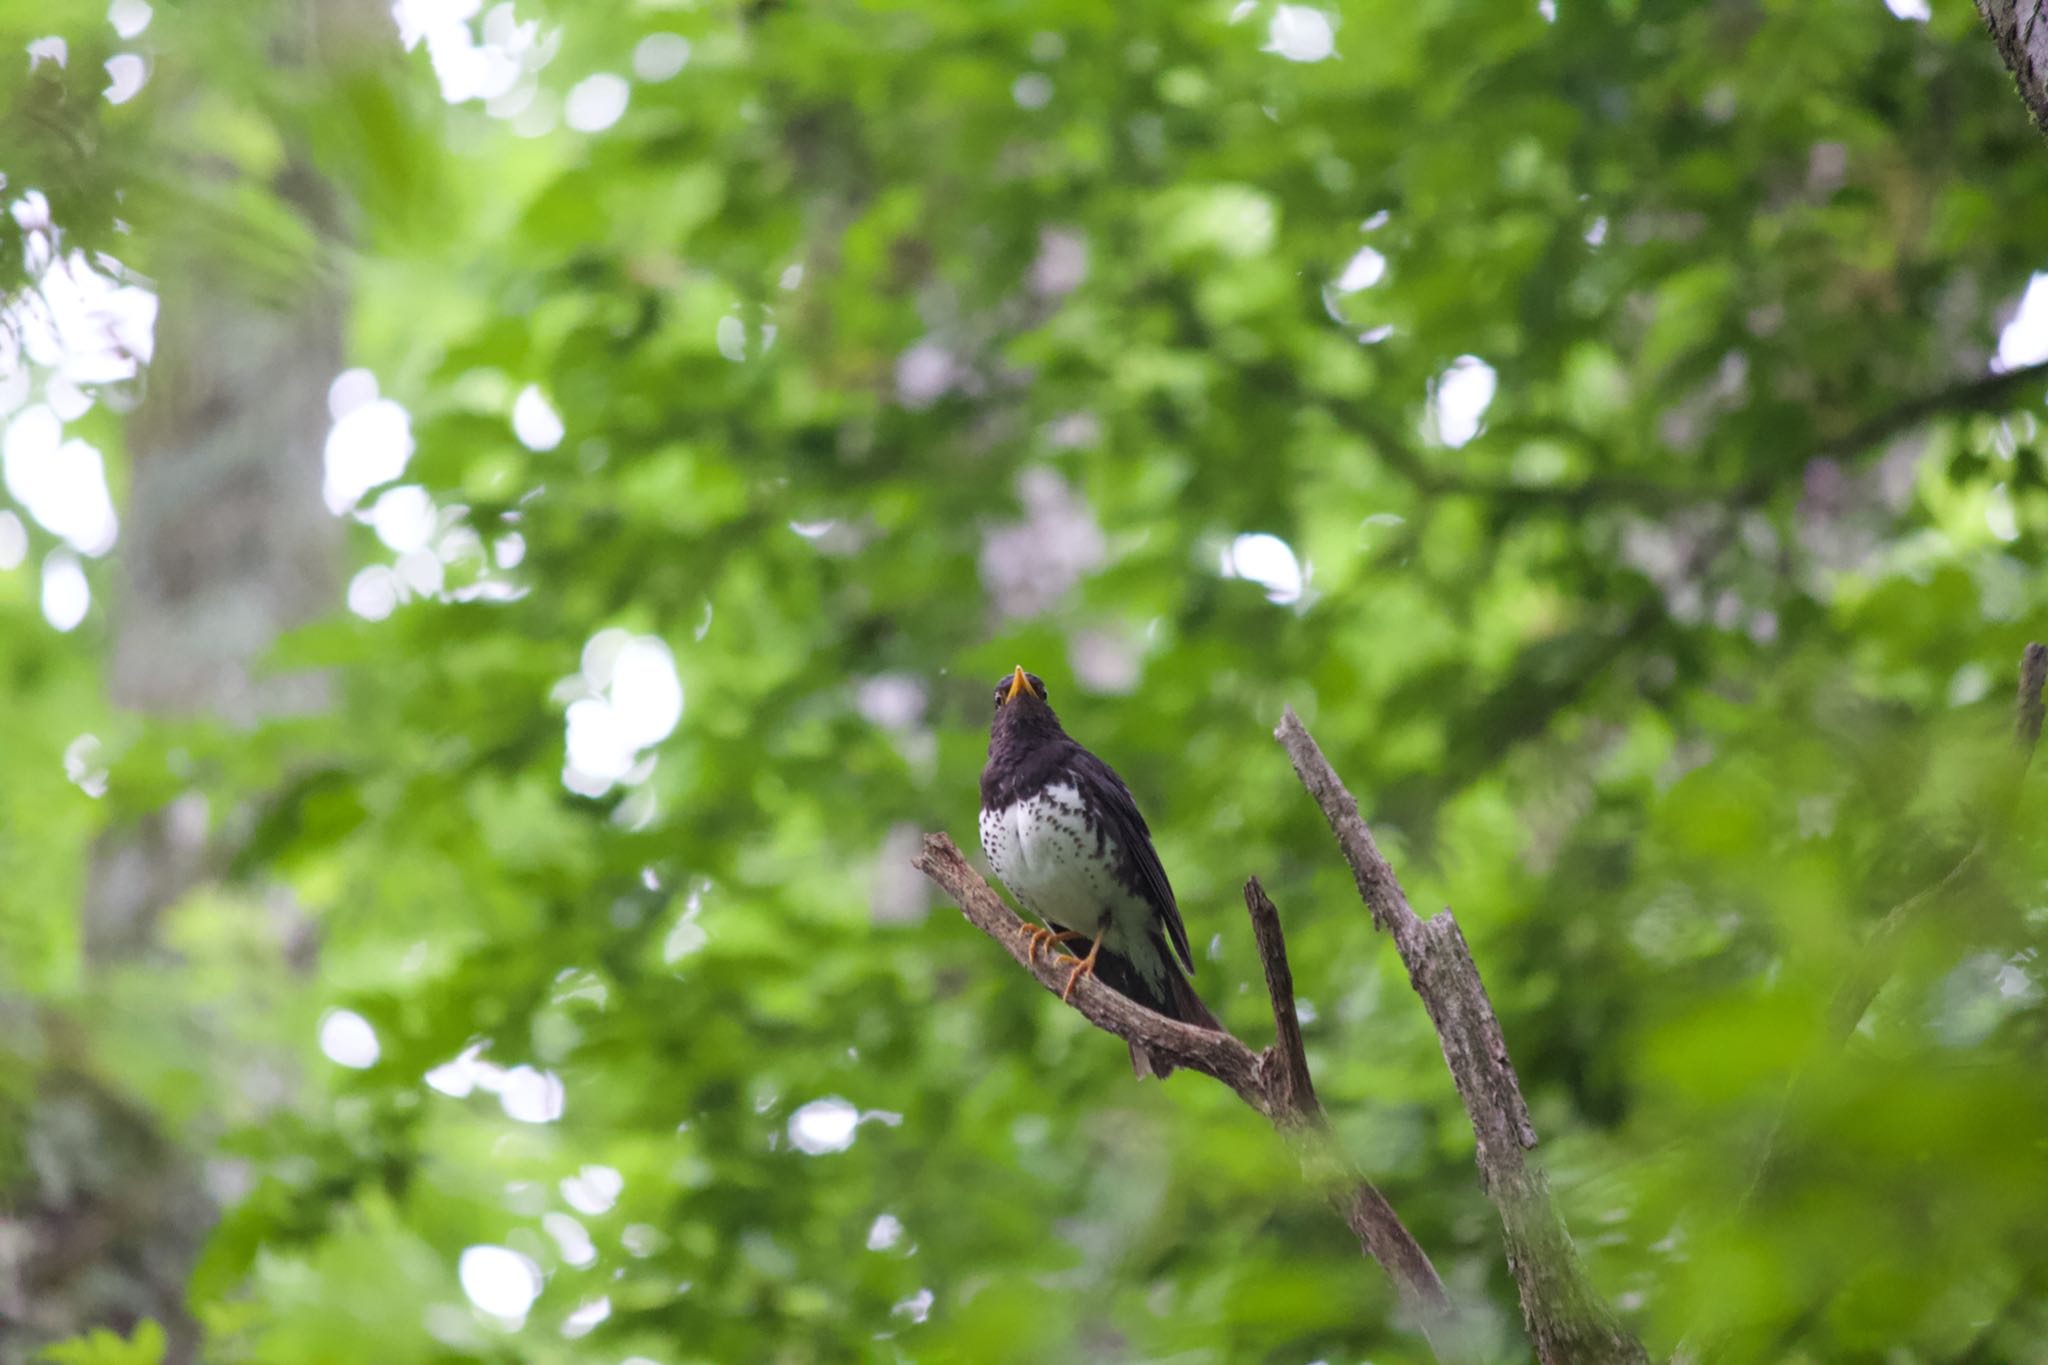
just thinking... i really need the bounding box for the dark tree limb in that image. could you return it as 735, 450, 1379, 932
1238, 876, 1456, 1336
911, 834, 1457, 1345
1354, 359, 2048, 522
1245, 877, 1317, 1117
1274, 708, 1649, 1365
1977, 0, 2048, 131
1815, 358, 2048, 461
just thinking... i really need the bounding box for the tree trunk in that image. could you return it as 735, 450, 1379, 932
7, 2, 383, 1360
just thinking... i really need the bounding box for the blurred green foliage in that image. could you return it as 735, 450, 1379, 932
7, 0, 2048, 1361
39, 1321, 165, 1365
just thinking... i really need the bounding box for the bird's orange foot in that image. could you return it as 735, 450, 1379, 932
1060, 930, 1107, 1002
1019, 924, 1086, 965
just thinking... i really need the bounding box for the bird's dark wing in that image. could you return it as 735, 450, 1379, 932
1068, 750, 1194, 974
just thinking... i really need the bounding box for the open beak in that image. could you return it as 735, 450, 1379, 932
1005, 666, 1031, 703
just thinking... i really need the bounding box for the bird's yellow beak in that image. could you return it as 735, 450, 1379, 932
1005, 666, 1031, 703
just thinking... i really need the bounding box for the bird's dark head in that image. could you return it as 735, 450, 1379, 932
991, 666, 1048, 710
989, 666, 1062, 739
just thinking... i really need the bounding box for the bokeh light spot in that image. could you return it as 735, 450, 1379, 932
789, 1096, 859, 1155
318, 1008, 381, 1069
512, 384, 563, 450
632, 32, 689, 80
1432, 354, 1497, 448
458, 1244, 541, 1321
565, 73, 629, 132
1220, 532, 1304, 605
41, 550, 88, 631
1264, 5, 1335, 62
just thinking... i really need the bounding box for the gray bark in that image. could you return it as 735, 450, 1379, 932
1275, 708, 1648, 1365
912, 836, 1458, 1349
1978, 1, 2048, 129
82, 236, 345, 959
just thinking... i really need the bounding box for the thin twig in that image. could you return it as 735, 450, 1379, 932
911, 834, 1456, 1343
1245, 877, 1316, 1116
1234, 878, 1455, 1317
1828, 845, 1986, 1039
1830, 642, 2048, 1038
1273, 708, 1647, 1365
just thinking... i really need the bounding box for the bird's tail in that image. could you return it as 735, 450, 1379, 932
1088, 931, 1220, 1080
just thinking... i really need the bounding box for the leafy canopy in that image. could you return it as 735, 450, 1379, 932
6, 0, 2048, 1361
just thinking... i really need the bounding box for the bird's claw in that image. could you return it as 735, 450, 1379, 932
1019, 923, 1085, 965
1060, 930, 1106, 1003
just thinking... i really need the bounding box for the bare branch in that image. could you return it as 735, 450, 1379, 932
911, 833, 1455, 1342
1273, 708, 1647, 1365
1976, 1, 2048, 133
1245, 876, 1316, 1117
2016, 641, 2047, 758
914, 834, 1263, 1092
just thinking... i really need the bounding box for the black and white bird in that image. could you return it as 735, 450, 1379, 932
978, 666, 1219, 1077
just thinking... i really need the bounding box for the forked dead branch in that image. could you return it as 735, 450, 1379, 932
911, 835, 1454, 1342
914, 707, 1650, 1365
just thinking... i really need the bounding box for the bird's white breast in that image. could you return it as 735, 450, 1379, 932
980, 780, 1150, 941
